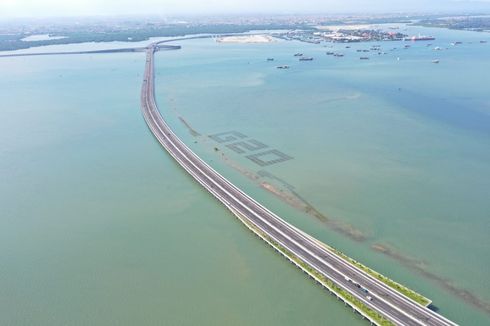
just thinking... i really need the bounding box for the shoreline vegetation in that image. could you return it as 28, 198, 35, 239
0, 23, 309, 52
2, 14, 488, 52
1, 15, 488, 324
413, 16, 490, 32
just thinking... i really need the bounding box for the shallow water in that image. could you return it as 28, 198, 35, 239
1, 25, 489, 325
154, 25, 490, 324
0, 48, 364, 326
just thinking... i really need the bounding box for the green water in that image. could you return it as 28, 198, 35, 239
154, 26, 490, 325
0, 50, 364, 325
1, 25, 489, 325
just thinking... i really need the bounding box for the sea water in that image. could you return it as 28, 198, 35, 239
0, 24, 489, 325
154, 25, 490, 325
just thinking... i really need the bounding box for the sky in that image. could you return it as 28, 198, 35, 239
1, 0, 490, 18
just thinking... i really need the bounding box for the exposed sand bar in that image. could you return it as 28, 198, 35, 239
216, 35, 276, 44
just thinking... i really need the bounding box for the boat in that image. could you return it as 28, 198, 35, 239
333, 53, 344, 57
294, 53, 303, 57
432, 59, 440, 64
404, 35, 436, 41
326, 51, 335, 55
360, 57, 370, 60
267, 58, 274, 61
433, 47, 442, 51
299, 57, 314, 61
276, 65, 290, 69
481, 40, 487, 44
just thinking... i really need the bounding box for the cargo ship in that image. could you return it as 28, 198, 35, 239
404, 35, 435, 41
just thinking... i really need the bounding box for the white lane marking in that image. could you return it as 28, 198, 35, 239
143, 55, 419, 326
144, 48, 455, 326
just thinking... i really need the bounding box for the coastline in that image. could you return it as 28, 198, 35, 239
216, 34, 276, 44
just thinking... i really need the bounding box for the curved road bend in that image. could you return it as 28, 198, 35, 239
141, 43, 457, 326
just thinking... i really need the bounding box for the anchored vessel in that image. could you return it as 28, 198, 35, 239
141, 41, 457, 326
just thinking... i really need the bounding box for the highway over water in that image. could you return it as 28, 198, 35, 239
141, 41, 457, 326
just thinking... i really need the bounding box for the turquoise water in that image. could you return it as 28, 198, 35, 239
154, 25, 490, 325
0, 48, 364, 325
0, 24, 489, 325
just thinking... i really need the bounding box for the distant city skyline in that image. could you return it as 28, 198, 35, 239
1, 0, 490, 18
